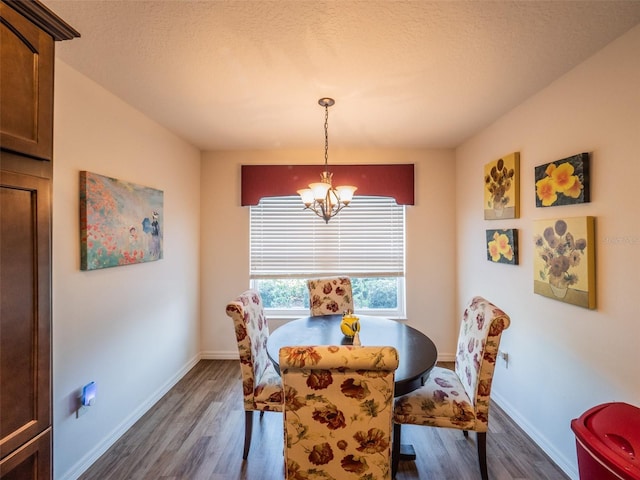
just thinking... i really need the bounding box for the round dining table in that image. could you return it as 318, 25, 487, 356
266, 314, 438, 397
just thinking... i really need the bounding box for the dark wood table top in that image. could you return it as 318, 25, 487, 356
267, 314, 438, 397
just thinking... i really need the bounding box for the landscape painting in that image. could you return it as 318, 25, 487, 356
535, 152, 590, 207
533, 216, 595, 309
80, 171, 163, 270
484, 152, 520, 219
486, 229, 518, 265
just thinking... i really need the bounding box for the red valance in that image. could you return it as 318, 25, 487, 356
241, 164, 414, 205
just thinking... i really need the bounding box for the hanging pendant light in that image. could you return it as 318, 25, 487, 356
297, 98, 357, 223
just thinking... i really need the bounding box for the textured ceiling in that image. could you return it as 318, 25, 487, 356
47, 0, 640, 151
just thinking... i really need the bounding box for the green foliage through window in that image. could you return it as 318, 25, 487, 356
254, 277, 398, 310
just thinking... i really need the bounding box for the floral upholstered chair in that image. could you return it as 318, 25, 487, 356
307, 276, 354, 316
225, 289, 283, 459
392, 296, 511, 480
280, 345, 399, 480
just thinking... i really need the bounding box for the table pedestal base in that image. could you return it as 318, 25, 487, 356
399, 443, 416, 460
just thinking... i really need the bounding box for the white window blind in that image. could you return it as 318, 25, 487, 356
250, 196, 405, 279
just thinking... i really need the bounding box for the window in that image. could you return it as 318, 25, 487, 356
250, 195, 405, 318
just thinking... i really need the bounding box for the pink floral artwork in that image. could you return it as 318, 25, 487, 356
80, 171, 163, 270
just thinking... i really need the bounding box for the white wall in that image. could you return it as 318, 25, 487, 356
456, 25, 640, 478
199, 148, 459, 362
52, 60, 202, 480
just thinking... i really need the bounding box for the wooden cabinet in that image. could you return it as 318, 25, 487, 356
0, 431, 52, 480
0, 2, 54, 161
1, 2, 78, 478
0, 170, 52, 474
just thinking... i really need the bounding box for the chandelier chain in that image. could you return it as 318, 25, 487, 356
324, 103, 329, 171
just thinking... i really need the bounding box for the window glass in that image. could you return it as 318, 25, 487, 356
250, 196, 405, 317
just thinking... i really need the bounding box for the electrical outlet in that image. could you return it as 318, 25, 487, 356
499, 350, 509, 368
81, 381, 96, 406
76, 381, 96, 419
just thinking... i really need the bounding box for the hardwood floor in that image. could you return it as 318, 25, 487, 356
78, 360, 570, 480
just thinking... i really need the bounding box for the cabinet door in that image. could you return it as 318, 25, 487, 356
0, 170, 51, 460
0, 2, 54, 161
0, 429, 51, 479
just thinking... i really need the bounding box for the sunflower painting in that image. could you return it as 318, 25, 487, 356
484, 152, 520, 219
533, 216, 596, 309
486, 229, 518, 265
535, 152, 590, 207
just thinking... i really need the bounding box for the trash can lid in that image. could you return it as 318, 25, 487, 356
571, 402, 640, 478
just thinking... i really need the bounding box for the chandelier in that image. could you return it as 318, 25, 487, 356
297, 98, 357, 223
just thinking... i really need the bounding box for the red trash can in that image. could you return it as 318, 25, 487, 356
571, 402, 640, 480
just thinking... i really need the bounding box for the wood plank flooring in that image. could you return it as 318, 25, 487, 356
78, 360, 570, 480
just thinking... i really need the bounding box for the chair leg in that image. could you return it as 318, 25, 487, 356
392, 423, 401, 479
260, 410, 265, 420
463, 430, 469, 437
477, 431, 488, 480
243, 410, 254, 460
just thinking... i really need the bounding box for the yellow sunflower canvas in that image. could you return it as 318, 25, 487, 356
533, 216, 596, 309
484, 152, 520, 219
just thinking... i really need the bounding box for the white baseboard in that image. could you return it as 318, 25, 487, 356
491, 390, 579, 480
437, 352, 456, 362
200, 350, 239, 360
59, 353, 201, 480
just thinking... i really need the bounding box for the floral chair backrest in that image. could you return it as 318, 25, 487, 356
280, 345, 399, 480
225, 289, 273, 410
307, 276, 354, 316
454, 296, 511, 425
